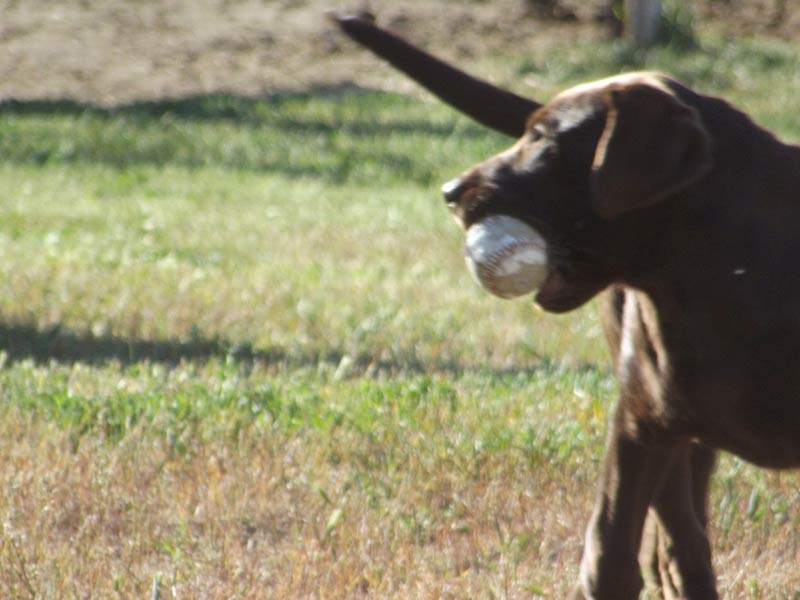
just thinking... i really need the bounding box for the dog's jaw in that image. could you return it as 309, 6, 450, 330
535, 269, 607, 313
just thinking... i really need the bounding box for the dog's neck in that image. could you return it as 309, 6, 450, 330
692, 90, 800, 203
601, 93, 800, 349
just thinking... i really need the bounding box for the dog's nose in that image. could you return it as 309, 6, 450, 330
442, 177, 466, 207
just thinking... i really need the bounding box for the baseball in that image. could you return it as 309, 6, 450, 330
463, 215, 548, 299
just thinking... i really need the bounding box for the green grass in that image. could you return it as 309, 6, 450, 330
0, 29, 799, 599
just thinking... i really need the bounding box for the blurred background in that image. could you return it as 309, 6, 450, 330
2, 0, 797, 105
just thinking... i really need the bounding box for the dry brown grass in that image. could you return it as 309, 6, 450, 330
0, 410, 587, 598
1, 406, 797, 599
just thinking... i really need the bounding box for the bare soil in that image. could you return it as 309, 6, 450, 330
1, 0, 797, 106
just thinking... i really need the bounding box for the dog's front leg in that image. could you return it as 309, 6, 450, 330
575, 404, 679, 600
641, 442, 719, 599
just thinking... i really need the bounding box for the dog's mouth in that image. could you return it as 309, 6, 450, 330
456, 206, 608, 312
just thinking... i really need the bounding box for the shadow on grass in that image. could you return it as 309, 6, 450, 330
0, 320, 593, 378
0, 83, 487, 135
0, 84, 496, 184
0, 322, 267, 366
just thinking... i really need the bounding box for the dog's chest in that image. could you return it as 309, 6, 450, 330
667, 335, 800, 468
615, 289, 800, 467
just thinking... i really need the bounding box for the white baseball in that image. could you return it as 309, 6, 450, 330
463, 215, 548, 299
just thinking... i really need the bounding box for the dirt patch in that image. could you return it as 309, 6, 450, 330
0, 0, 795, 106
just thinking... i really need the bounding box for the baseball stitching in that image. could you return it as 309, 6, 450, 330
477, 237, 545, 298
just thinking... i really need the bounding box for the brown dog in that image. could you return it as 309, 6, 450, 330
333, 15, 800, 599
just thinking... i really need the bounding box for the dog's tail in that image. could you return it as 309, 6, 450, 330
330, 13, 539, 138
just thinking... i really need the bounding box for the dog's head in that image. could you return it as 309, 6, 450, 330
442, 74, 713, 312
333, 17, 713, 312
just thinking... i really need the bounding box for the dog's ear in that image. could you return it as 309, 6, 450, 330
591, 83, 712, 220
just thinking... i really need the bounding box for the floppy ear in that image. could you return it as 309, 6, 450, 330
591, 83, 713, 220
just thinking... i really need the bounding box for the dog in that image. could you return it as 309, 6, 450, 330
333, 15, 800, 599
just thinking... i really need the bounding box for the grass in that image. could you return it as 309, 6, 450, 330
1, 28, 799, 599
